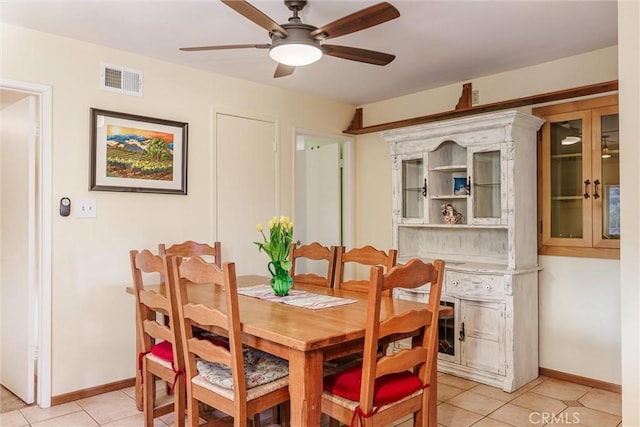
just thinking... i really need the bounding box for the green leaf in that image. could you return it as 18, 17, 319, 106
280, 260, 292, 271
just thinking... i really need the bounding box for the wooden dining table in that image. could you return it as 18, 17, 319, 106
128, 275, 452, 427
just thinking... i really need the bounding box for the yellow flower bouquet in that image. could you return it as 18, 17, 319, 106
254, 216, 294, 296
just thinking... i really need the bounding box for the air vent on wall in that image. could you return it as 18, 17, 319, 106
100, 63, 143, 96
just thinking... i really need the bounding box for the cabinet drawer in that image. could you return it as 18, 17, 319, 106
446, 271, 503, 299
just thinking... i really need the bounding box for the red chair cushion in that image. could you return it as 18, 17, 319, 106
150, 340, 173, 362
323, 365, 423, 406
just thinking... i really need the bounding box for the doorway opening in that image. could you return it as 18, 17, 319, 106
0, 80, 52, 409
293, 130, 354, 275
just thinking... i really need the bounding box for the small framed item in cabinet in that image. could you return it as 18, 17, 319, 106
454, 177, 468, 195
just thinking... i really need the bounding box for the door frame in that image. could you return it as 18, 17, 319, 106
0, 79, 52, 408
292, 128, 355, 250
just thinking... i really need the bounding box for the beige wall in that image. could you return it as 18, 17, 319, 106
354, 45, 623, 385
0, 24, 353, 396
618, 0, 640, 424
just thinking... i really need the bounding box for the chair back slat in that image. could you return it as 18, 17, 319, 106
142, 320, 173, 343
138, 289, 169, 312
343, 245, 392, 265
187, 336, 232, 365
159, 240, 222, 267
376, 347, 427, 377
382, 259, 440, 291
379, 309, 429, 337
182, 303, 228, 331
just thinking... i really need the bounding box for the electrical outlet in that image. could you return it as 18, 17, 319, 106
75, 198, 97, 218
472, 90, 480, 105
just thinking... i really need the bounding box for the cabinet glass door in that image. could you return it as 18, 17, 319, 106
536, 95, 619, 257
543, 110, 593, 247
550, 116, 587, 239
468, 146, 503, 224
401, 157, 425, 219
592, 107, 620, 248
472, 151, 501, 218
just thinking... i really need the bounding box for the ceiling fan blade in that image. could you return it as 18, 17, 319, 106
274, 63, 296, 78
221, 0, 288, 38
322, 44, 395, 66
310, 2, 400, 40
180, 44, 270, 52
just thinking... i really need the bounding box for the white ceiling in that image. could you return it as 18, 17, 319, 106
0, 0, 618, 106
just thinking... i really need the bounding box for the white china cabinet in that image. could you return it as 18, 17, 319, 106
383, 111, 544, 392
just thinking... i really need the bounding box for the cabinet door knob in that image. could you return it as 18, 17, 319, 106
422, 178, 427, 197
459, 322, 465, 341
593, 179, 601, 199
583, 179, 591, 199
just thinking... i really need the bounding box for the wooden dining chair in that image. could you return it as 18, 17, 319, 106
129, 249, 185, 427
322, 258, 445, 427
289, 242, 339, 288
168, 255, 290, 427
334, 245, 398, 294
159, 240, 222, 266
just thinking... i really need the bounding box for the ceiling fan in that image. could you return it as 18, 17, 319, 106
180, 0, 400, 78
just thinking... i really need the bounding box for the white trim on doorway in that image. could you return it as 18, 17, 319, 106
0, 79, 52, 408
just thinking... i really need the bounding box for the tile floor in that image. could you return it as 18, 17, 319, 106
0, 374, 622, 427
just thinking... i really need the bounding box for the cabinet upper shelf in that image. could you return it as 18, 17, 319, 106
430, 164, 467, 172
397, 223, 508, 230
551, 153, 582, 159
431, 195, 468, 200
551, 195, 583, 201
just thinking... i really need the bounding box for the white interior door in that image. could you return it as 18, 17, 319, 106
0, 93, 37, 403
216, 113, 277, 276
294, 140, 341, 275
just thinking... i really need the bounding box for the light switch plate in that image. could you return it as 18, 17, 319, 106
75, 198, 97, 218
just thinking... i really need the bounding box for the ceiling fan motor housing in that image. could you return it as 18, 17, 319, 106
270, 22, 322, 66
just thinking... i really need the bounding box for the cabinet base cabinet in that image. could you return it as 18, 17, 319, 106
394, 269, 539, 393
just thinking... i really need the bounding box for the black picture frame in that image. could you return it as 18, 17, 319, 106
90, 108, 188, 194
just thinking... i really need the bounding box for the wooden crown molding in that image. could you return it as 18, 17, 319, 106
344, 80, 618, 135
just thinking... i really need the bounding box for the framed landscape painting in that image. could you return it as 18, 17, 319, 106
90, 108, 188, 194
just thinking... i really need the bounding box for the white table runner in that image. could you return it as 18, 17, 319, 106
237, 284, 357, 310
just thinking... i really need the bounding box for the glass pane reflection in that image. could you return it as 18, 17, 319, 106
402, 159, 423, 218
600, 113, 620, 240
550, 119, 583, 238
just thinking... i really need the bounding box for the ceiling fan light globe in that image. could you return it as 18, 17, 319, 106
270, 43, 322, 66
